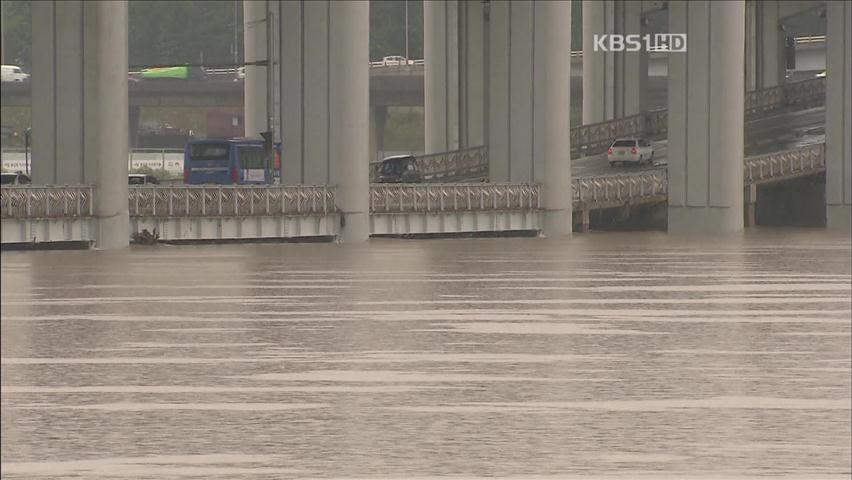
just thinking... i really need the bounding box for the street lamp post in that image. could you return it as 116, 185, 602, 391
405, 0, 409, 62
234, 0, 239, 79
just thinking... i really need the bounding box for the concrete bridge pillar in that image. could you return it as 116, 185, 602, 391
279, 0, 369, 242
667, 0, 745, 234
369, 106, 388, 164
243, 0, 268, 138
487, 1, 572, 235
826, 0, 852, 231
582, 0, 648, 124
129, 106, 141, 149
746, 0, 786, 90
424, 0, 485, 153
31, 0, 129, 249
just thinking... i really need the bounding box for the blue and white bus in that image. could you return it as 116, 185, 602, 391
183, 138, 272, 185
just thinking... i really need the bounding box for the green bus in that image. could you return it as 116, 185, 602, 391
139, 66, 207, 80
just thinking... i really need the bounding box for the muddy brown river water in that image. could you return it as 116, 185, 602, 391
2, 229, 850, 479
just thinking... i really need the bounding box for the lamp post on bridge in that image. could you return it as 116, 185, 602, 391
405, 0, 409, 62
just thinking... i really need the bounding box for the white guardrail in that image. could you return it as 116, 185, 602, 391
573, 170, 667, 206
128, 185, 335, 217
744, 142, 825, 184
1, 145, 828, 220
1, 185, 94, 219
370, 183, 540, 213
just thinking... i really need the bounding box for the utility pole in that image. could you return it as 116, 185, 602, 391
405, 0, 409, 61
266, 3, 273, 136
234, 0, 239, 78
1, 0, 5, 66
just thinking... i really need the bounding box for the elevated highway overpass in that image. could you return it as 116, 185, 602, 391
0, 37, 826, 109
0, 91, 830, 244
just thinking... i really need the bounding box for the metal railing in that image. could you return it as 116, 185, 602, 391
371, 146, 488, 183
415, 146, 489, 181
128, 185, 336, 217
795, 35, 825, 44
1, 185, 94, 219
782, 77, 827, 107
2, 144, 827, 220
370, 183, 540, 213
573, 170, 667, 206
568, 77, 826, 151
744, 143, 825, 184
369, 59, 425, 68
571, 112, 648, 151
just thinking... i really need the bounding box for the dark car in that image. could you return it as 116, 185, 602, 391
0, 171, 31, 185
128, 174, 160, 185
376, 155, 423, 183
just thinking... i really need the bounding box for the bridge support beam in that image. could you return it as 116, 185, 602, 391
745, 184, 757, 227
488, 1, 572, 235
667, 0, 745, 234
746, 0, 785, 90
278, 0, 369, 242
31, 0, 129, 249
243, 0, 268, 138
582, 0, 648, 124
369, 106, 387, 163
424, 0, 485, 153
825, 0, 851, 232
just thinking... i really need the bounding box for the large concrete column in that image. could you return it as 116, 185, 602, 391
128, 106, 140, 149
459, 0, 485, 148
89, 1, 129, 249
750, 0, 785, 90
582, 0, 647, 124
667, 0, 745, 234
243, 0, 267, 138
32, 1, 86, 185
279, 1, 369, 242
582, 0, 613, 124
745, 1, 757, 91
614, 1, 648, 117
31, 0, 129, 249
369, 106, 388, 163
487, 1, 572, 235
424, 1, 485, 153
424, 0, 459, 153
825, 0, 852, 231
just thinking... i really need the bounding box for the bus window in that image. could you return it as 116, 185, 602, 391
189, 143, 229, 161
184, 139, 267, 185
236, 146, 268, 183
185, 142, 231, 185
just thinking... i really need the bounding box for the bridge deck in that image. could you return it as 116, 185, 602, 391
0, 142, 826, 245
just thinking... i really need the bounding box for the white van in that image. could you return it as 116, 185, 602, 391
1, 65, 29, 83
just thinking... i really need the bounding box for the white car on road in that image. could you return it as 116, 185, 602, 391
1, 65, 29, 83
608, 138, 654, 166
381, 56, 409, 66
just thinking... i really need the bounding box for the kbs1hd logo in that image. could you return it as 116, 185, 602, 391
593, 33, 687, 53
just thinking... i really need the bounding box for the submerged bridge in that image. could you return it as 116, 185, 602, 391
0, 139, 825, 244
0, 76, 833, 245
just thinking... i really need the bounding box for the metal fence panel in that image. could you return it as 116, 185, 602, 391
369, 183, 541, 213
128, 185, 336, 217
744, 143, 825, 184
1, 186, 94, 219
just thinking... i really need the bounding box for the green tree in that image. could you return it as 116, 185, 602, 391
1, 0, 31, 69
129, 0, 241, 68
371, 0, 423, 61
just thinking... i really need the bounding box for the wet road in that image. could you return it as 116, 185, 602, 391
2, 231, 850, 479
573, 106, 826, 178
